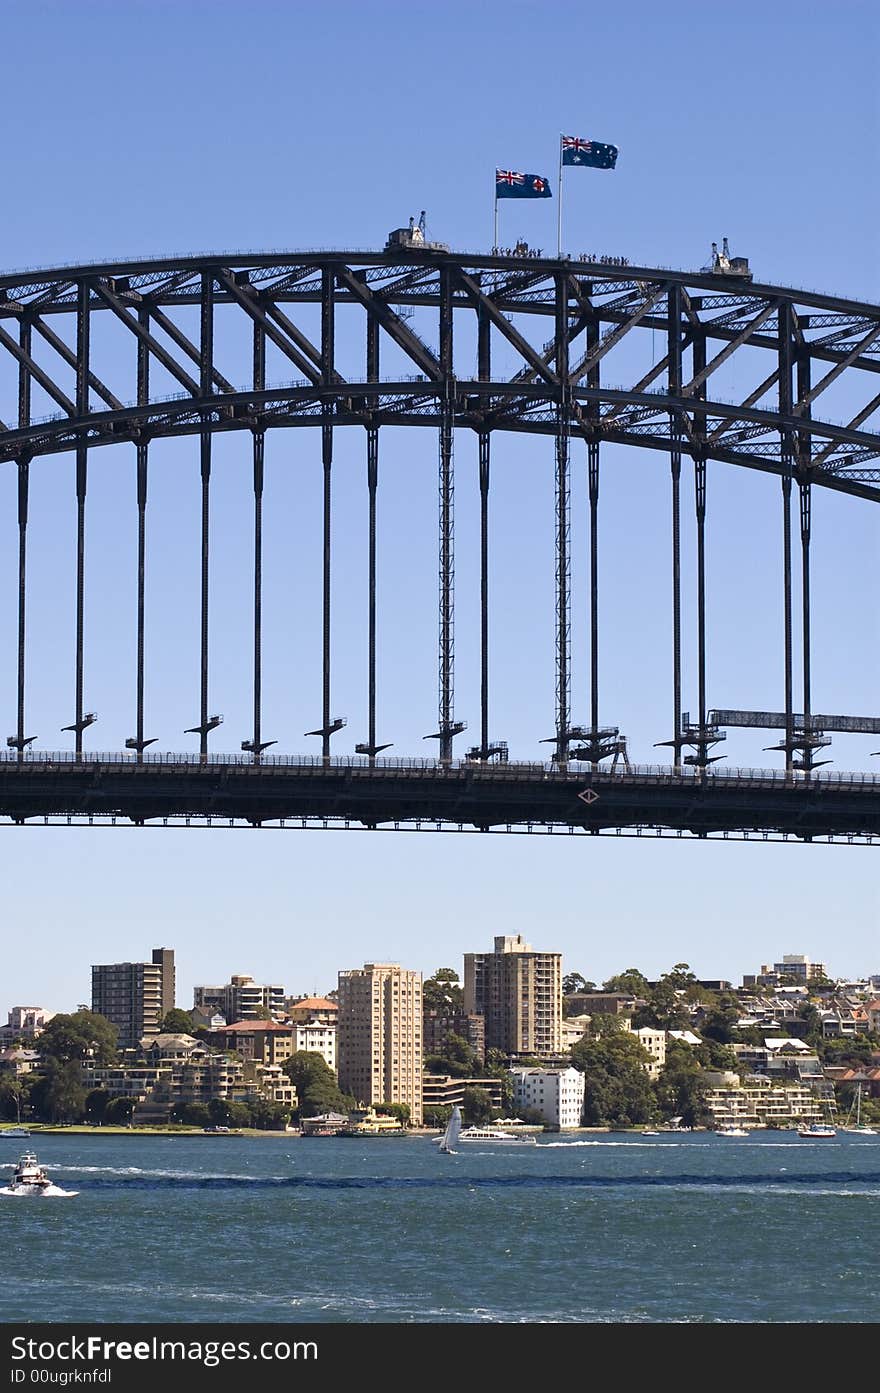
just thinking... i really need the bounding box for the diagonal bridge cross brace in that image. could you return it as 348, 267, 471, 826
569, 285, 669, 384
90, 281, 200, 396
0, 323, 76, 416
335, 266, 442, 380
214, 269, 328, 387
455, 268, 559, 387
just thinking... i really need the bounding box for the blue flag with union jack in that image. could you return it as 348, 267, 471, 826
495, 169, 552, 199
561, 136, 618, 169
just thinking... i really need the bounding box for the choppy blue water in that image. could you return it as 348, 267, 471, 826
3, 1131, 878, 1323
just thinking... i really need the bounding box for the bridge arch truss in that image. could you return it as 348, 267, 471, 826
0, 247, 878, 839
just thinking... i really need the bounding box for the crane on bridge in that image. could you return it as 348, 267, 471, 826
702, 236, 752, 280
385, 210, 449, 253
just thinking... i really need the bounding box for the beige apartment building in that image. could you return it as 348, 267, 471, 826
337, 964, 423, 1125
463, 935, 562, 1059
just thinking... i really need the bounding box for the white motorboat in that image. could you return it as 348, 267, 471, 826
457, 1126, 538, 1145
0, 1127, 31, 1139
716, 1126, 749, 1138
10, 1152, 52, 1192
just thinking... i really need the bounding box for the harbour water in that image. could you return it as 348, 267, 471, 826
3, 1130, 879, 1323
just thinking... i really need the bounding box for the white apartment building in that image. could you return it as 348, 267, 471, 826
632, 1025, 666, 1079
293, 1022, 337, 1071
510, 1066, 585, 1130
617, 1019, 668, 1078
704, 1079, 823, 1127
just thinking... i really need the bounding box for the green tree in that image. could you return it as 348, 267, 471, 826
515, 1105, 546, 1127
700, 1003, 740, 1045
654, 1040, 711, 1126
0, 1074, 29, 1124
160, 1009, 196, 1034
83, 1088, 110, 1124
105, 1096, 137, 1125
422, 969, 464, 1014
563, 973, 593, 995
425, 1032, 480, 1078
589, 1013, 628, 1038
244, 1098, 290, 1130
602, 969, 651, 997
461, 1086, 494, 1125
169, 1101, 211, 1126
37, 1011, 118, 1066
423, 1105, 453, 1129
571, 1031, 657, 1127
282, 1051, 356, 1118
798, 1003, 823, 1046
207, 1097, 235, 1127
29, 1061, 86, 1123
482, 1050, 515, 1111
375, 1102, 410, 1126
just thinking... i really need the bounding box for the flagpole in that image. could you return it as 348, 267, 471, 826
557, 134, 563, 257
494, 190, 498, 253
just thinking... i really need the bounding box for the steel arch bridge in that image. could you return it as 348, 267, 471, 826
0, 245, 878, 842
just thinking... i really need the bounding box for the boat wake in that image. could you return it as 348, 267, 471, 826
1, 1184, 78, 1198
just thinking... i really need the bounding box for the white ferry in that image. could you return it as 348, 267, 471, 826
457, 1126, 538, 1146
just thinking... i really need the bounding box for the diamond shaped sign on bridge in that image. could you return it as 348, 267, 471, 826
578, 787, 600, 805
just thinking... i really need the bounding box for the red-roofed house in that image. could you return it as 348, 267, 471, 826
286, 997, 338, 1026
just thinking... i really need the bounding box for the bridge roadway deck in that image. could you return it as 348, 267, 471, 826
0, 755, 878, 839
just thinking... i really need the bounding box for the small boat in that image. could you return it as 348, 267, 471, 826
456, 1126, 538, 1145
717, 1126, 749, 1138
10, 1152, 52, 1192
437, 1105, 462, 1155
0, 1127, 31, 1139
797, 1124, 836, 1138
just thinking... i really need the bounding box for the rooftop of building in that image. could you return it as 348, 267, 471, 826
215, 1020, 295, 1033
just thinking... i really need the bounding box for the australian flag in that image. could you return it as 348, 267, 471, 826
495, 169, 552, 199
561, 136, 618, 170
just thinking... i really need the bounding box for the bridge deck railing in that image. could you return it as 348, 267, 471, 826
2, 751, 879, 788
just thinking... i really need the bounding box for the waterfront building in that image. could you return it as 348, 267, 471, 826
91, 946, 175, 1052
704, 1079, 824, 1128
82, 1032, 297, 1120
510, 1066, 585, 1130
464, 934, 562, 1059
421, 1074, 504, 1114
193, 974, 285, 1022
337, 963, 423, 1125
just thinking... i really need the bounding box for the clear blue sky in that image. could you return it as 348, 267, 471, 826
0, 0, 877, 1011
